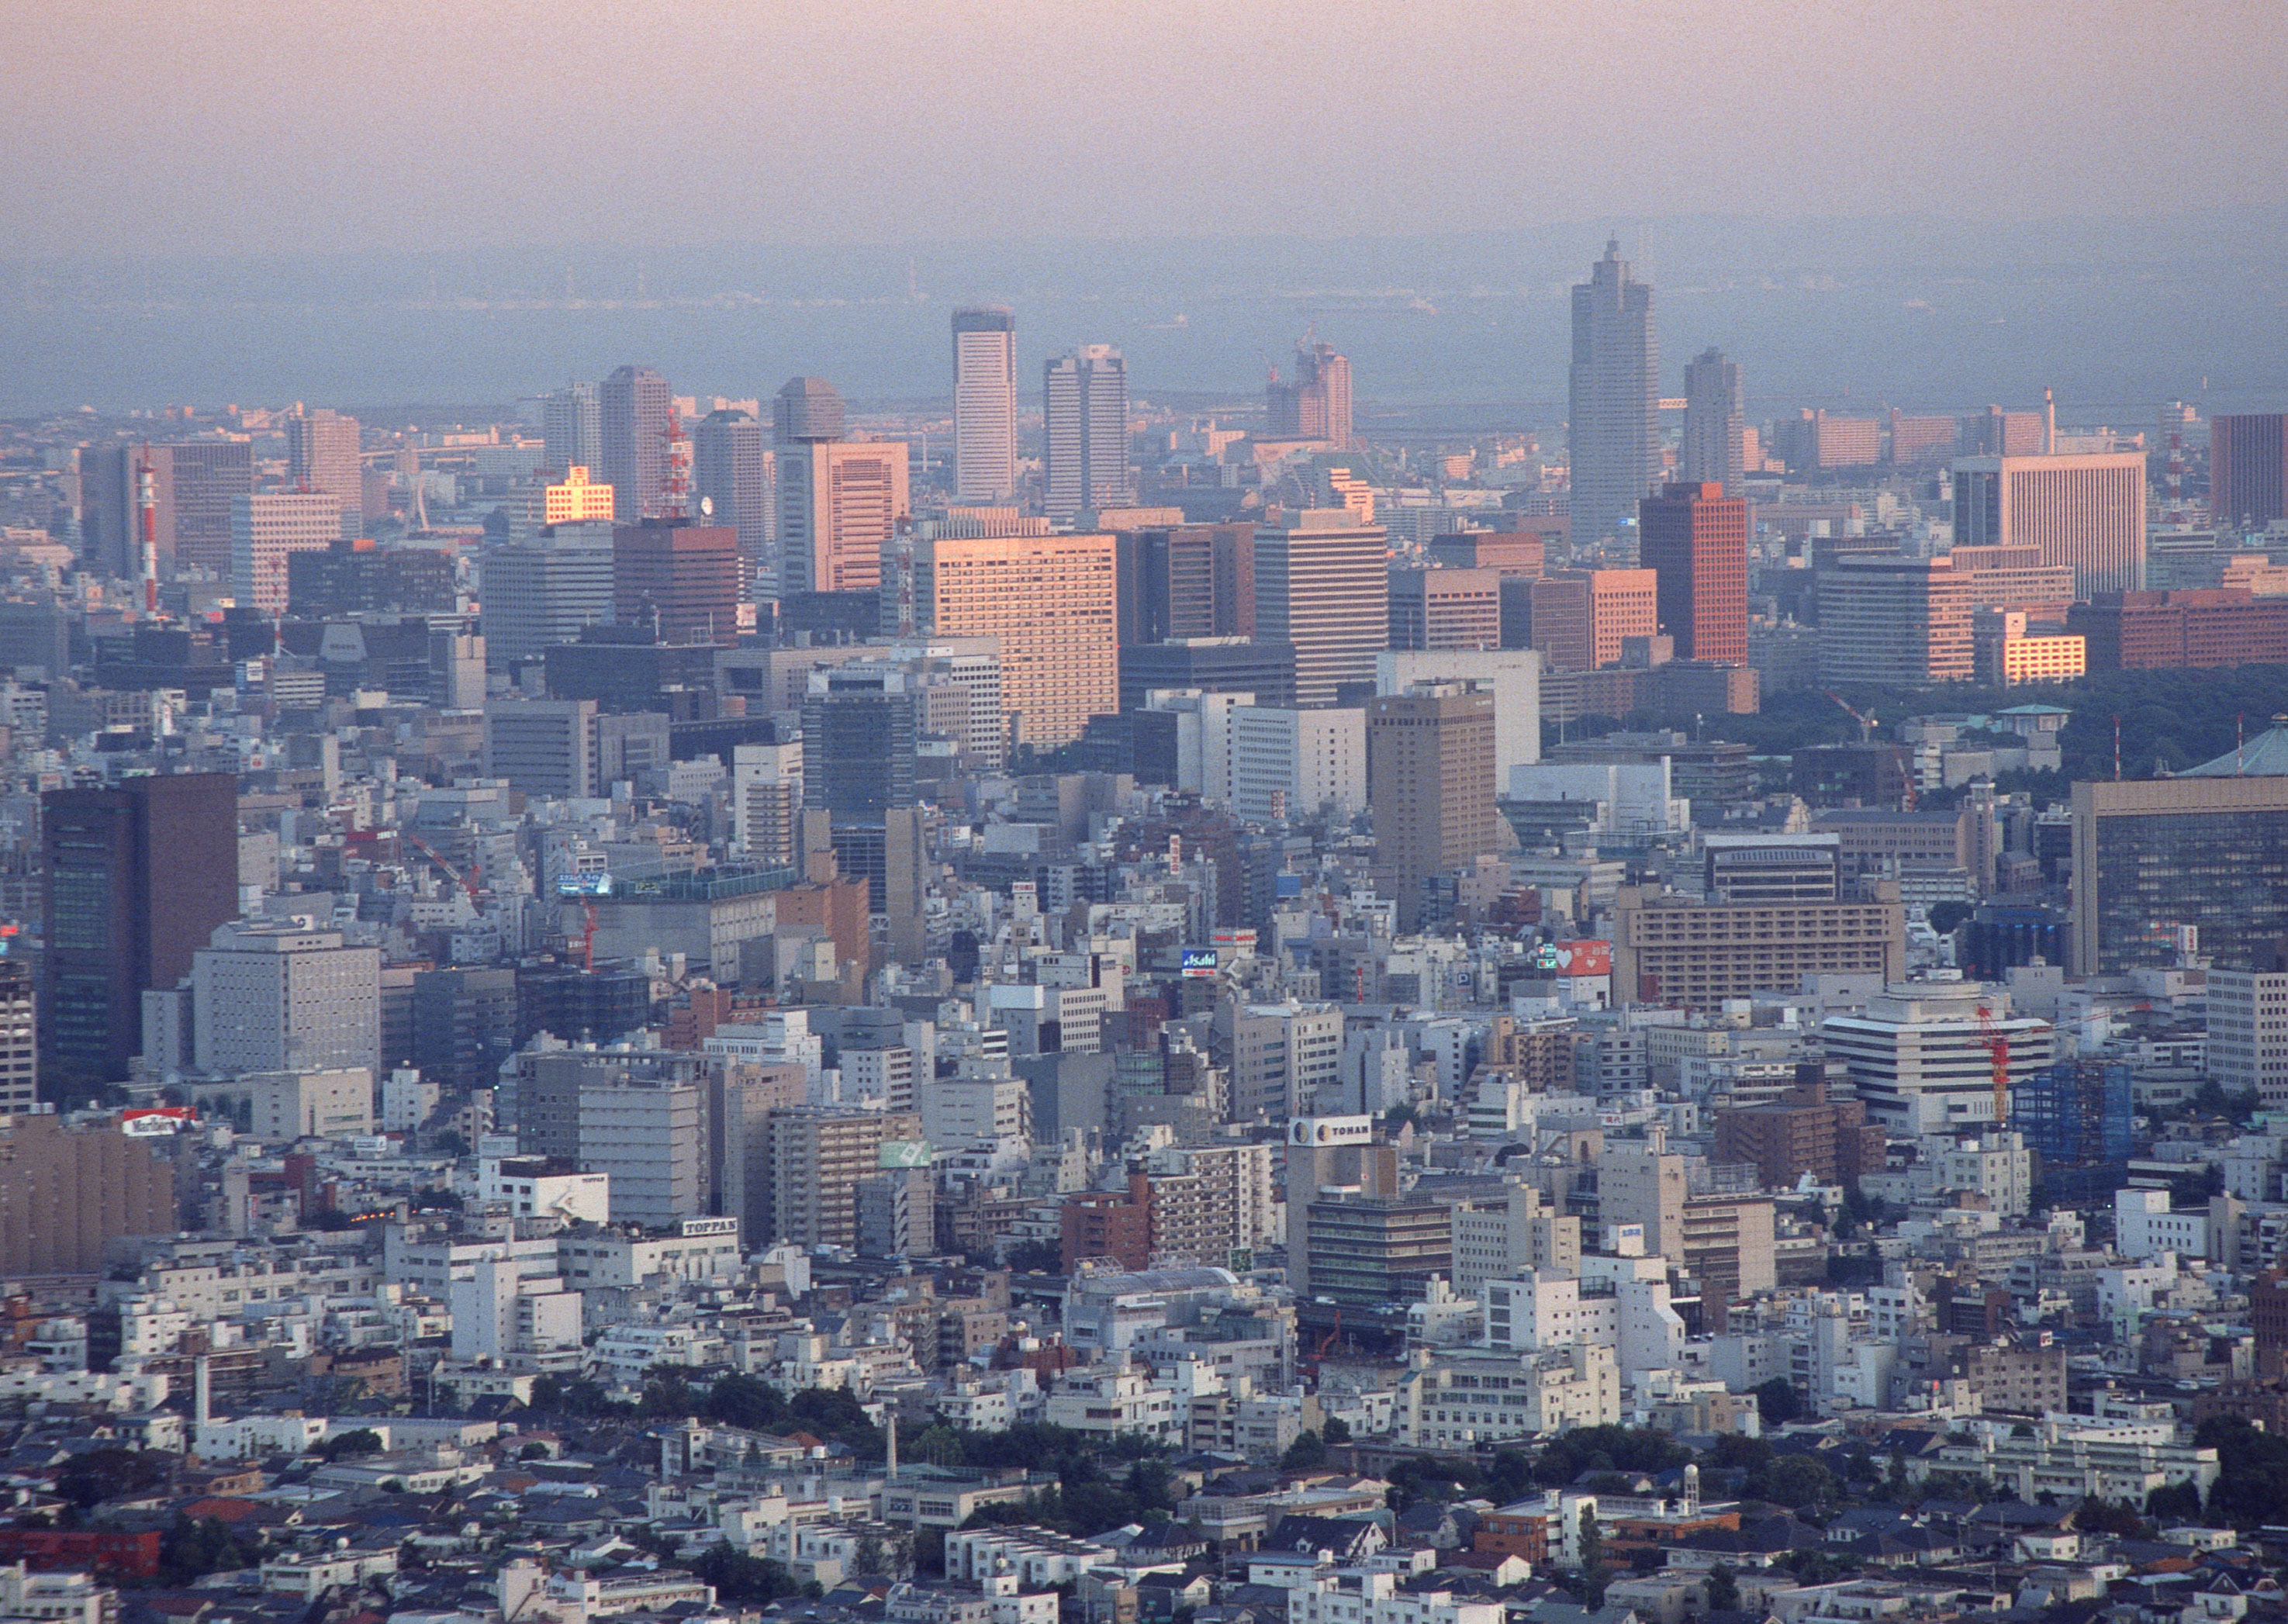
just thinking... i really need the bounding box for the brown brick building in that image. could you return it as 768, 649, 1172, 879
0, 1114, 176, 1275
1712, 1073, 1888, 1189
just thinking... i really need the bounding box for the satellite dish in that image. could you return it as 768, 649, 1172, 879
699, 495, 714, 517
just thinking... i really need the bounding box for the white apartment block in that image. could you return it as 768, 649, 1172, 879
2210, 962, 2288, 1106
192, 922, 382, 1078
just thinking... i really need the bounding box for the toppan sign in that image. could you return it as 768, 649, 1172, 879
1289, 1115, 1374, 1147
1180, 948, 1220, 978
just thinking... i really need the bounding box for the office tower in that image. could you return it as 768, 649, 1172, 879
802, 665, 925, 817
479, 523, 617, 662
1119, 638, 1298, 713
1821, 982, 2055, 1135
763, 1106, 924, 1248
1369, 683, 1498, 930
1267, 340, 1354, 450
1568, 239, 1658, 545
1637, 482, 1748, 662
1252, 511, 1389, 708
612, 520, 741, 644
1612, 880, 1905, 1012
2072, 747, 2288, 973
913, 531, 1117, 748
1946, 544, 2079, 623
483, 699, 597, 799
0, 962, 30, 1115
285, 407, 361, 530
1117, 523, 1256, 644
542, 381, 603, 475
691, 409, 773, 591
1044, 345, 1132, 522
1388, 566, 1501, 650
600, 364, 672, 521
952, 306, 1018, 503
2208, 940, 2288, 1106
287, 541, 456, 617
2212, 414, 2288, 528
1777, 409, 1882, 472
583, 1075, 710, 1227
2066, 589, 2288, 672
1681, 347, 1745, 492
1229, 703, 1368, 824
413, 966, 520, 1093
190, 922, 382, 1077
1952, 451, 2148, 596
0, 1114, 175, 1275
1377, 648, 1540, 782
1816, 556, 1976, 685
774, 377, 909, 596
1526, 568, 1657, 671
41, 772, 237, 1087
78, 441, 255, 580
230, 492, 343, 613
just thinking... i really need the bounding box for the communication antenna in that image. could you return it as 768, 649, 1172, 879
662, 409, 691, 521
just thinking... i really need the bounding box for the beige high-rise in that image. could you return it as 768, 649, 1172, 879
1953, 452, 2147, 597
0, 1114, 175, 1275
914, 532, 1118, 748
1369, 683, 1498, 930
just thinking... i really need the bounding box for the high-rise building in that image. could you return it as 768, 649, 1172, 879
1369, 682, 1498, 931
483, 698, 597, 800
2208, 939, 2288, 1107
1251, 511, 1390, 708
286, 539, 457, 618
1377, 648, 1541, 783
600, 364, 672, 521
2211, 413, 2288, 530
774, 377, 909, 597
1116, 523, 1255, 644
1119, 638, 1297, 713
2072, 735, 2288, 973
1267, 340, 1353, 450
0, 1114, 175, 1275
913, 531, 1117, 748
1228, 704, 1367, 824
1568, 239, 1658, 544
692, 409, 773, 593
1044, 346, 1132, 522
542, 382, 603, 476
1816, 556, 1976, 685
613, 520, 741, 644
763, 1106, 923, 1249
1637, 482, 1747, 662
1681, 348, 1744, 494
1612, 881, 1906, 1013
1527, 568, 1657, 672
1388, 566, 1501, 651
230, 492, 343, 613
286, 408, 362, 530
479, 522, 617, 662
1281, 1113, 1396, 1291
801, 663, 926, 817
41, 773, 238, 1087
191, 922, 382, 1078
731, 741, 804, 869
1821, 981, 2055, 1135
952, 306, 1018, 503
1953, 451, 2148, 597
414, 966, 520, 1094
78, 441, 254, 580
1711, 1072, 1885, 1190
0, 962, 29, 1117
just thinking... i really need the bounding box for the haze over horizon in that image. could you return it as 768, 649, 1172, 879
4, 0, 2283, 414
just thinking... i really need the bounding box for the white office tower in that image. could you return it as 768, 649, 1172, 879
190, 921, 382, 1077
230, 492, 342, 613
952, 307, 1018, 503
1820, 981, 2055, 1137
1043, 345, 1132, 522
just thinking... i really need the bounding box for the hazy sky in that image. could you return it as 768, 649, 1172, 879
5, 0, 2282, 259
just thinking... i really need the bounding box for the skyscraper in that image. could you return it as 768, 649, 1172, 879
773, 377, 909, 597
1637, 481, 1748, 662
1953, 452, 2147, 597
480, 521, 617, 661
1681, 348, 1745, 493
1044, 345, 1132, 522
692, 409, 773, 593
285, 408, 362, 530
1370, 682, 1498, 930
613, 520, 742, 644
913, 531, 1118, 748
231, 491, 345, 614
1568, 239, 1658, 545
41, 772, 238, 1088
542, 382, 603, 475
77, 441, 254, 580
1267, 340, 1354, 449
1116, 523, 1256, 644
2212, 413, 2288, 529
600, 364, 672, 521
952, 306, 1018, 503
1253, 511, 1392, 708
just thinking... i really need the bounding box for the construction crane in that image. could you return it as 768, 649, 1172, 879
1824, 690, 1876, 743
403, 832, 482, 905
1973, 1004, 2011, 1134
1306, 1304, 1343, 1378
